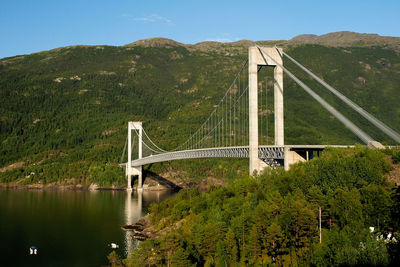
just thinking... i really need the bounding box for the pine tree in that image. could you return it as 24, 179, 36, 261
215, 240, 229, 267
225, 228, 238, 265
160, 233, 182, 266
247, 224, 262, 265
171, 247, 193, 267
266, 222, 286, 264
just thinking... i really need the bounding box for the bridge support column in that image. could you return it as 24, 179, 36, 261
249, 47, 284, 175
127, 122, 143, 190
274, 55, 284, 146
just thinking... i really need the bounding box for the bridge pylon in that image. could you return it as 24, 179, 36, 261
126, 121, 143, 190
249, 46, 284, 175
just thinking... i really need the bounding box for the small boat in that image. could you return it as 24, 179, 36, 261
29, 246, 38, 255
110, 243, 119, 249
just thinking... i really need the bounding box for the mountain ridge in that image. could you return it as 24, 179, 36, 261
2, 31, 400, 61
290, 31, 400, 51
123, 31, 400, 49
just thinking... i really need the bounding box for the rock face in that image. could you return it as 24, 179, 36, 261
122, 214, 186, 241
122, 215, 158, 241
0, 162, 24, 172
386, 157, 400, 186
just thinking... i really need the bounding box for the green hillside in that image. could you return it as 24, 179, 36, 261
1, 33, 400, 185
123, 147, 400, 266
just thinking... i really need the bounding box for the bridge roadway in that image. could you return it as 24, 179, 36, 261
124, 145, 353, 168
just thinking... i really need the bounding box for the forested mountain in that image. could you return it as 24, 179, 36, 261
1, 32, 400, 185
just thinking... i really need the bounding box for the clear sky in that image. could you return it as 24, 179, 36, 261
1, 0, 399, 59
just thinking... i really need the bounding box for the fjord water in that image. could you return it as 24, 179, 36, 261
0, 189, 174, 266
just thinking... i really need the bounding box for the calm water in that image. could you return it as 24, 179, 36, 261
0, 189, 174, 267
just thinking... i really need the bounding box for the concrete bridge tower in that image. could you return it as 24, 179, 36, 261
248, 47, 284, 175
126, 121, 143, 190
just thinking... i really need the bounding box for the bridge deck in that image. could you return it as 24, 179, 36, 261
122, 145, 353, 167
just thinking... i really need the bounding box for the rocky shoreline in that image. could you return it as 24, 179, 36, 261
0, 183, 173, 191
121, 215, 171, 241
0, 183, 95, 190
0, 174, 227, 191
122, 216, 155, 241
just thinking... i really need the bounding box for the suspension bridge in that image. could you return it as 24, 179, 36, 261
121, 46, 400, 190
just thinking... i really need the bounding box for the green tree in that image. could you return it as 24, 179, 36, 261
307, 185, 325, 209
215, 239, 229, 267
107, 251, 123, 267
125, 239, 162, 266
247, 224, 262, 264
280, 190, 317, 249
391, 186, 400, 231
359, 233, 390, 266
265, 222, 286, 264
225, 228, 238, 265
160, 233, 183, 266
329, 187, 363, 228
360, 184, 392, 230
171, 247, 193, 267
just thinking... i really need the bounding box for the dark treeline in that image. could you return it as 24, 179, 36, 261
110, 148, 400, 266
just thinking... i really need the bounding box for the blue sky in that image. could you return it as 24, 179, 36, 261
1, 0, 399, 59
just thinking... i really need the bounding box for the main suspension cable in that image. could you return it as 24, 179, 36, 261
283, 50, 400, 143
257, 45, 373, 144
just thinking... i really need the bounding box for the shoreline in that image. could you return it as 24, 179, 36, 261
122, 215, 163, 241
0, 172, 228, 192
0, 183, 176, 191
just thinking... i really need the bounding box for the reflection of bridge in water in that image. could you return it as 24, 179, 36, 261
123, 190, 174, 257
122, 46, 400, 190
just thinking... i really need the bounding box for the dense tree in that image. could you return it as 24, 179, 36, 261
170, 247, 193, 267
329, 187, 363, 228
225, 228, 238, 265
265, 222, 287, 264
360, 184, 392, 230
124, 148, 399, 266
160, 233, 182, 266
